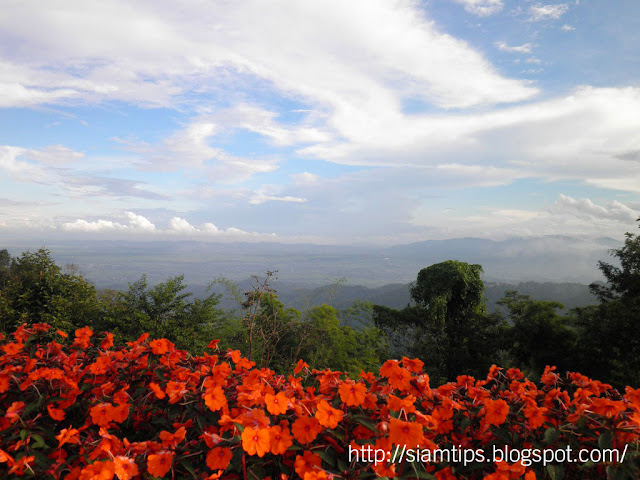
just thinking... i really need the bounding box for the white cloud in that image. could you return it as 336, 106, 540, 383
0, 0, 536, 116
24, 145, 85, 165
561, 24, 575, 31
169, 216, 197, 233
124, 211, 156, 232
62, 219, 127, 232
0, 146, 51, 182
123, 117, 279, 183
529, 4, 569, 21
495, 41, 533, 54
452, 0, 504, 17
249, 192, 307, 205
551, 194, 638, 223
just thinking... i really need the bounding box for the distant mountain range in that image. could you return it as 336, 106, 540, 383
2, 234, 617, 290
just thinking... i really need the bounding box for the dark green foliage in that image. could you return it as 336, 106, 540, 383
570, 220, 640, 387
497, 291, 577, 376
98, 274, 228, 354
0, 248, 101, 334
374, 260, 508, 384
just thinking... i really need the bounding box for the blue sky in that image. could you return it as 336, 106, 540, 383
1, 0, 639, 245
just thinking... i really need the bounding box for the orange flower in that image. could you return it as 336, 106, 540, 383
90, 403, 115, 427
0, 374, 9, 394
147, 451, 173, 478
159, 426, 187, 449
165, 380, 187, 404
386, 365, 413, 391
265, 392, 289, 415
304, 471, 328, 480
402, 356, 424, 373
294, 359, 309, 375
56, 427, 81, 448
292, 416, 323, 444
56, 328, 69, 338
206, 447, 232, 471
2, 342, 23, 355
73, 326, 93, 349
149, 338, 174, 355
241, 427, 271, 457
294, 451, 322, 478
204, 387, 228, 412
114, 456, 139, 480
100, 333, 114, 350
110, 403, 130, 423
149, 382, 166, 399
338, 382, 366, 407
483, 399, 509, 426
315, 399, 344, 429
389, 417, 424, 449
227, 350, 242, 363
589, 398, 626, 418
79, 461, 115, 480
269, 425, 293, 455
5, 401, 25, 422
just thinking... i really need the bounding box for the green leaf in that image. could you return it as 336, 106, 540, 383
31, 433, 47, 449
599, 430, 613, 450
544, 428, 560, 445
546, 463, 564, 480
180, 460, 198, 479
317, 450, 336, 467
352, 415, 377, 432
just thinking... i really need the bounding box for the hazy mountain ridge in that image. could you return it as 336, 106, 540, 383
0, 234, 614, 290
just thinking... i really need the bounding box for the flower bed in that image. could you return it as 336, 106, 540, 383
1, 323, 639, 479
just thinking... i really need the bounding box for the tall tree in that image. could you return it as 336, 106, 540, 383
573, 219, 640, 387
374, 261, 507, 383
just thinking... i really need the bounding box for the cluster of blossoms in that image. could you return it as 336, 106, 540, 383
1, 323, 640, 479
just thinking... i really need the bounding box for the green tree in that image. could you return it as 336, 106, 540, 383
0, 248, 101, 333
300, 303, 388, 376
100, 274, 227, 353
497, 291, 577, 376
374, 261, 507, 383
0, 249, 12, 288
572, 219, 640, 387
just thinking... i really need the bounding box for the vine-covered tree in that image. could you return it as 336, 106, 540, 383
374, 260, 507, 383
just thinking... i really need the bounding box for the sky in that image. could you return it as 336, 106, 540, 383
1, 0, 640, 246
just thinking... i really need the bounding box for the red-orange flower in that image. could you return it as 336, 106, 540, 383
241, 427, 271, 457
5, 401, 25, 422
315, 399, 344, 429
294, 451, 322, 478
206, 447, 233, 471
90, 403, 115, 427
204, 386, 227, 412
338, 382, 366, 407
294, 359, 309, 375
292, 417, 323, 444
389, 417, 424, 449
149, 382, 166, 399
56, 427, 80, 448
147, 451, 173, 478
114, 456, 139, 480
149, 338, 174, 355
483, 399, 510, 426
265, 392, 289, 415
269, 425, 293, 455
